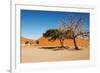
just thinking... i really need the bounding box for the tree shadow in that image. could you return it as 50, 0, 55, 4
39, 46, 70, 51
67, 47, 83, 51
39, 46, 83, 51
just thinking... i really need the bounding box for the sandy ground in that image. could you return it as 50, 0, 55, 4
21, 44, 89, 63
21, 37, 89, 63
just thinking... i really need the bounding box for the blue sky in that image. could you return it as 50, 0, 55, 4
21, 10, 89, 40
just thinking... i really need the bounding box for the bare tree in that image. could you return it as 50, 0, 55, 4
29, 40, 33, 45
65, 16, 89, 50
43, 16, 89, 50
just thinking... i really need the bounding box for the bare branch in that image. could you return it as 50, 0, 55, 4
75, 32, 89, 38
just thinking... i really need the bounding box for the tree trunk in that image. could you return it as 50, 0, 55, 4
59, 39, 64, 48
73, 37, 80, 50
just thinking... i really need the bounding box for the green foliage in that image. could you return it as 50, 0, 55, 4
43, 29, 60, 40
43, 29, 75, 40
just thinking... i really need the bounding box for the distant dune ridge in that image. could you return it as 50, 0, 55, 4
20, 37, 89, 63
21, 37, 36, 45
21, 37, 34, 43
21, 37, 89, 47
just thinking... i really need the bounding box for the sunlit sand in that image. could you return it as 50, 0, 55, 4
21, 37, 89, 63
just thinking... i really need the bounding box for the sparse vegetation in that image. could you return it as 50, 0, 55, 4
36, 40, 39, 44
25, 41, 29, 44
43, 29, 69, 48
25, 40, 33, 45
43, 16, 89, 50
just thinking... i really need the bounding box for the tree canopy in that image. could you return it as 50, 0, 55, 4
43, 16, 89, 50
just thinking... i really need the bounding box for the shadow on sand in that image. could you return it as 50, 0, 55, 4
39, 46, 82, 51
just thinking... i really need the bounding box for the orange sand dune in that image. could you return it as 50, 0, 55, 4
38, 37, 89, 47
21, 37, 89, 47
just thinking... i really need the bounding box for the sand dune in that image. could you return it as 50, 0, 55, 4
38, 37, 89, 47
21, 37, 34, 43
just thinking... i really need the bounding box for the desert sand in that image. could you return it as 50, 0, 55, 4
21, 37, 89, 63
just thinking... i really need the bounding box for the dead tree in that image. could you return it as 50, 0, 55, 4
66, 16, 89, 50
